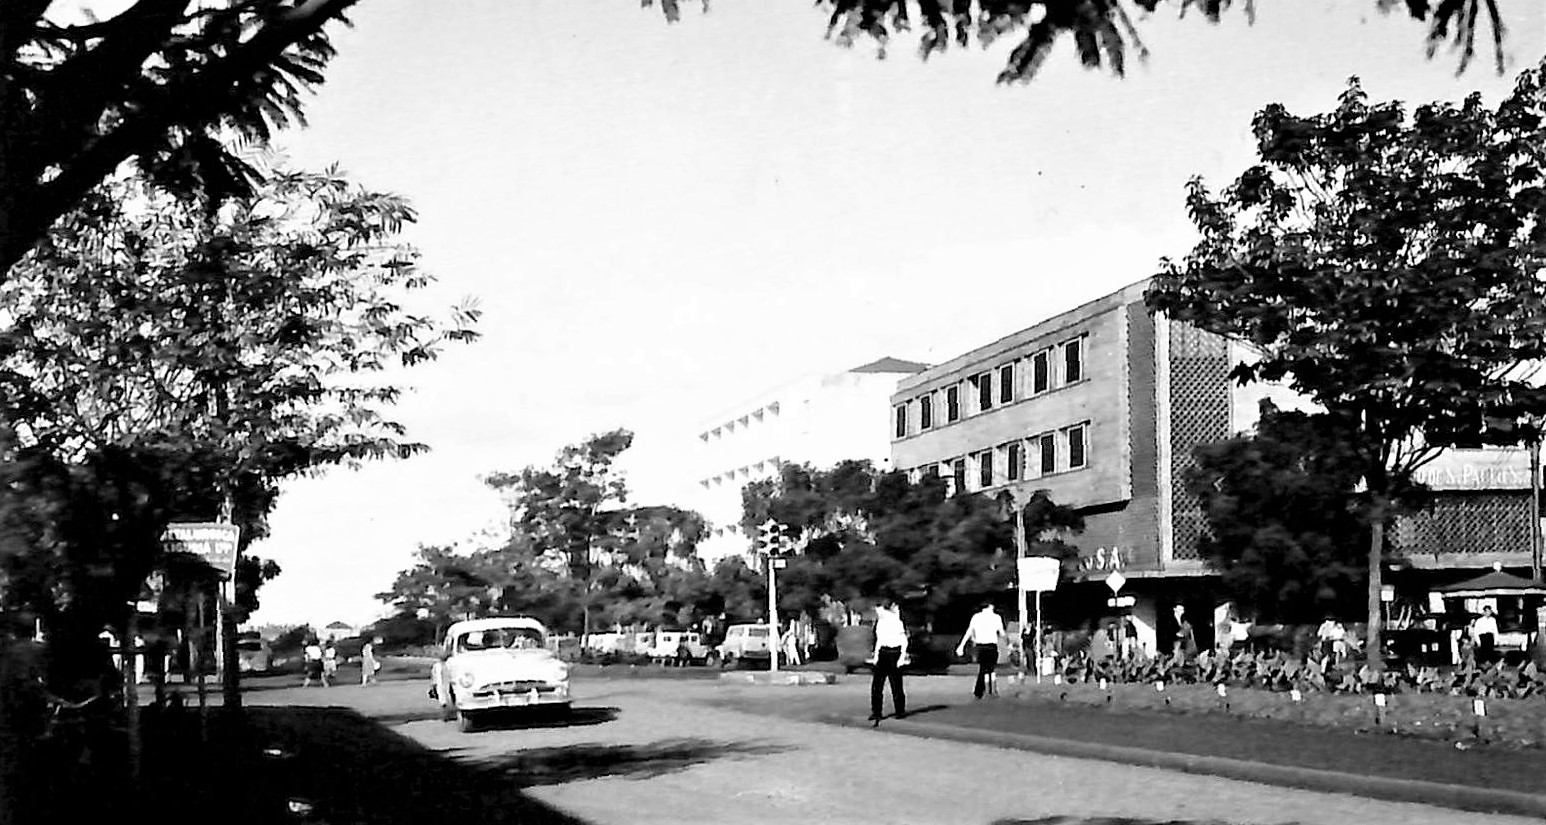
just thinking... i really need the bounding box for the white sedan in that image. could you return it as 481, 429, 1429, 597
430, 617, 571, 732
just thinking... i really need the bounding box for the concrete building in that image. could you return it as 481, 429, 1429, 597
691, 357, 929, 564
889, 279, 1539, 656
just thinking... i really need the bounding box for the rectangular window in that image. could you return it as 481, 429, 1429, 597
946, 385, 961, 422
894, 404, 908, 438
919, 395, 933, 429
978, 450, 994, 489
1063, 337, 1084, 384
999, 363, 1014, 404
1066, 423, 1087, 469
952, 457, 966, 494
978, 372, 993, 412
1032, 351, 1050, 394
1007, 442, 1022, 481
1039, 433, 1057, 474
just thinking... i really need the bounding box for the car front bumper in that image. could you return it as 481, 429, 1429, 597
457, 682, 570, 711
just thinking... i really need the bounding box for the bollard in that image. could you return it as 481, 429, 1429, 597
1373, 692, 1387, 727
1216, 682, 1229, 712
1472, 697, 1487, 743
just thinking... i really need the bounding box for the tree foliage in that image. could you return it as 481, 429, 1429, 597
651, 1, 1512, 85
0, 163, 478, 672
1146, 61, 1546, 660
0, 0, 360, 274
1188, 403, 1378, 624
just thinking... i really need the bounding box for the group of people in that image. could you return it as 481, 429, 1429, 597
302, 636, 383, 687
867, 600, 1009, 726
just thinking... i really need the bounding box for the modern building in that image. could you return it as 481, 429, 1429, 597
889, 279, 1539, 655
691, 357, 929, 564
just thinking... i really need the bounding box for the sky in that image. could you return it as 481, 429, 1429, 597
249, 0, 1546, 628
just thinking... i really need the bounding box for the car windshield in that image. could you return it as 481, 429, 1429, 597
458, 627, 544, 652
236, 640, 264, 652
747, 627, 769, 638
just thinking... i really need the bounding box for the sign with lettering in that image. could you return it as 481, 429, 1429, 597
1018, 556, 1061, 592
162, 522, 240, 578
1412, 450, 1533, 491
1077, 546, 1129, 574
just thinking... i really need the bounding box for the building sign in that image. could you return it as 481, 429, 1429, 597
1077, 546, 1129, 574
162, 522, 240, 577
1412, 450, 1533, 491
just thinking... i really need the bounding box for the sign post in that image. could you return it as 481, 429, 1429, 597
162, 522, 240, 716
1105, 571, 1128, 658
1018, 556, 1060, 683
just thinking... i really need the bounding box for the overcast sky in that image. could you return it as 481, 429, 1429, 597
251, 0, 1545, 628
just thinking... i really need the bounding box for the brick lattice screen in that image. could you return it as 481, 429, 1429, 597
1167, 324, 1231, 561
1393, 491, 1533, 558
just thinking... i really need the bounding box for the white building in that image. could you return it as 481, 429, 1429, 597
689, 357, 929, 564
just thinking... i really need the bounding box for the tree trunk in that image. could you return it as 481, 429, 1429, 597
1366, 509, 1384, 673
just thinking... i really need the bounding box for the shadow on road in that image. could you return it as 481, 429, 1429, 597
470, 705, 620, 731
244, 706, 590, 825
476, 736, 794, 787
994, 818, 1285, 825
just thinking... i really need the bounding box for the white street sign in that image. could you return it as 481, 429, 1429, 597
1018, 556, 1060, 592
1106, 595, 1136, 608
1104, 570, 1127, 594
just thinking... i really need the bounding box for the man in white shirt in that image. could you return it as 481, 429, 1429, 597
1471, 606, 1499, 664
868, 599, 909, 724
957, 602, 1007, 699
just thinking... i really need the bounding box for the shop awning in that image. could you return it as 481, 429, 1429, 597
1434, 570, 1546, 598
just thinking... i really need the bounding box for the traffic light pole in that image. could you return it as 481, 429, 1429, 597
767, 552, 779, 676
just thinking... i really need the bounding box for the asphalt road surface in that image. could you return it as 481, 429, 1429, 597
244, 670, 1538, 825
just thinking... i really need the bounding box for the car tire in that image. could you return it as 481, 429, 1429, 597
722, 653, 736, 670
457, 710, 477, 733
440, 688, 457, 723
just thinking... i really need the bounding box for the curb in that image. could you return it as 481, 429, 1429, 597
824, 714, 1546, 819
719, 671, 838, 686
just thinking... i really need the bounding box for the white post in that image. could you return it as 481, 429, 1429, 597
1015, 507, 1029, 679
767, 554, 779, 675
1034, 589, 1043, 684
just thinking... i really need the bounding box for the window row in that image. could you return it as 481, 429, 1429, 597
700, 402, 781, 442
906, 422, 1090, 493
893, 335, 1087, 439
699, 457, 781, 488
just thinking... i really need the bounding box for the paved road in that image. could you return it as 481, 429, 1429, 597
246, 672, 1538, 825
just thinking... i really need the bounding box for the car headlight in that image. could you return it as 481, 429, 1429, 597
555, 663, 569, 680
457, 670, 475, 689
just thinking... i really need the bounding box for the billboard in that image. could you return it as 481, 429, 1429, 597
162, 522, 240, 577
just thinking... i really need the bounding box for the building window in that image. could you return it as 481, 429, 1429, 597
1065, 423, 1088, 469
999, 363, 1014, 404
977, 372, 993, 412
946, 385, 961, 422
1032, 350, 1050, 394
952, 457, 966, 494
1038, 433, 1057, 475
1006, 442, 1022, 481
1063, 337, 1085, 384
978, 450, 994, 489
920, 395, 933, 429
894, 404, 908, 438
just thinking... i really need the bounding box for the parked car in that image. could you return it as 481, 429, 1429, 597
717, 624, 773, 668
645, 630, 711, 664
236, 637, 271, 674
429, 617, 571, 732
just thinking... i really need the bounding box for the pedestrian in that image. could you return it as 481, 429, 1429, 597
321, 638, 338, 687
956, 601, 1007, 699
780, 624, 803, 666
1171, 605, 1197, 660
360, 637, 382, 686
301, 638, 324, 688
1471, 605, 1499, 665
1317, 616, 1344, 663
867, 599, 909, 725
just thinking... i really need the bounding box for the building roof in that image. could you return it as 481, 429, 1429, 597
1434, 570, 1546, 595
849, 356, 930, 374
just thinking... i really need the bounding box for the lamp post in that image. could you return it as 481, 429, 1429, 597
1531, 432, 1542, 582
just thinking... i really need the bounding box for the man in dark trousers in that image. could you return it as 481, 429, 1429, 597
957, 601, 1007, 699
867, 599, 909, 725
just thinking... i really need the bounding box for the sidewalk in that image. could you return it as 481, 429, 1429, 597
705, 675, 1546, 819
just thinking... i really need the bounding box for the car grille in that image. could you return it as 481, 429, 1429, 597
473, 680, 558, 696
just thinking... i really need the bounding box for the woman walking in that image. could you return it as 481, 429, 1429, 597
868, 599, 909, 726
360, 637, 382, 686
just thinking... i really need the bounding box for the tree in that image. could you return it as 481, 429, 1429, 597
1188, 402, 1379, 624
0, 0, 360, 274
374, 544, 497, 633
1146, 61, 1546, 665
0, 163, 478, 694
231, 554, 281, 624
652, 1, 1510, 85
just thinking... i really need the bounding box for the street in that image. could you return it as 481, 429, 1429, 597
242, 669, 1540, 825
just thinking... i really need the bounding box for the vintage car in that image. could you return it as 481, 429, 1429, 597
236, 636, 271, 673
430, 617, 571, 731
644, 630, 711, 664
716, 623, 773, 668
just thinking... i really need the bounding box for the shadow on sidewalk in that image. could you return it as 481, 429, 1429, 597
994, 818, 1257, 825
478, 736, 793, 787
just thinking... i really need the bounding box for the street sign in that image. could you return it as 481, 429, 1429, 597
772, 558, 787, 569
1106, 595, 1136, 608
1018, 556, 1060, 592
1104, 570, 1127, 594
162, 522, 240, 577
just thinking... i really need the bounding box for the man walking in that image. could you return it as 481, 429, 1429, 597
957, 601, 1007, 699
868, 599, 909, 725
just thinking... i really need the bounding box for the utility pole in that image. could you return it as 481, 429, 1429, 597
760, 519, 781, 675
1014, 500, 1029, 679
1531, 433, 1542, 582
